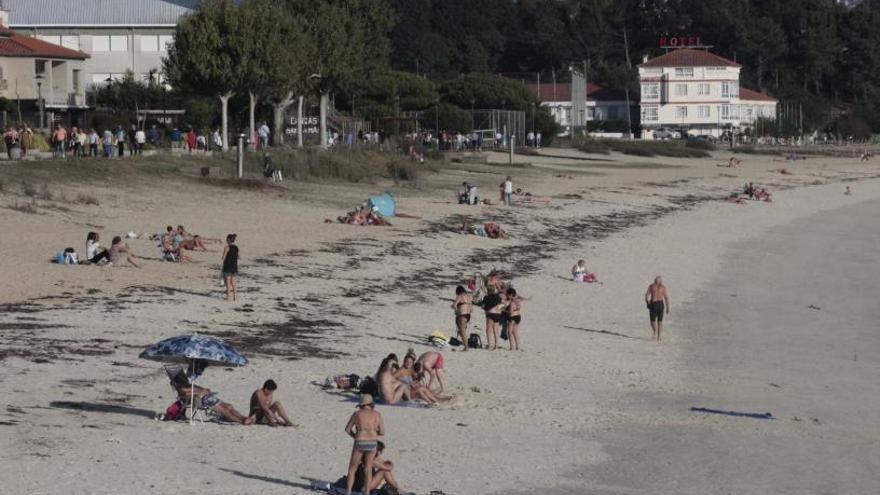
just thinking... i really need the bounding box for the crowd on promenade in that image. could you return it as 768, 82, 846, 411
1, 120, 280, 161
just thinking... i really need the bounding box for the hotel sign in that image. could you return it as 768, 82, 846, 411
659, 36, 702, 48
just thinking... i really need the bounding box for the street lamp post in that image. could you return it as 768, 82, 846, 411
470, 99, 475, 131
35, 74, 44, 131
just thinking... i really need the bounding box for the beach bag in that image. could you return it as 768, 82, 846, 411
165, 400, 184, 421
448, 336, 463, 347
358, 376, 378, 397
468, 333, 482, 349
334, 374, 360, 390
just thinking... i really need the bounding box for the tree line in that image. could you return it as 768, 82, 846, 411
388, 0, 880, 138
162, 0, 880, 146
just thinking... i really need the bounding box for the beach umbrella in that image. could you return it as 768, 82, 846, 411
139, 334, 248, 424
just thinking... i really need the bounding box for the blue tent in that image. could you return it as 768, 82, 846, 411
368, 193, 396, 217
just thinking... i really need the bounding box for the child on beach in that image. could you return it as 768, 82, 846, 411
221, 234, 239, 301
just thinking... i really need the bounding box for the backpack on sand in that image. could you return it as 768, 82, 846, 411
468, 333, 482, 349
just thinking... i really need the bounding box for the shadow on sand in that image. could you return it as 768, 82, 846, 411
49, 401, 156, 418
218, 467, 314, 490
562, 325, 637, 340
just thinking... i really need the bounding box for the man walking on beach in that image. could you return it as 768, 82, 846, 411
504, 176, 513, 205
645, 276, 670, 342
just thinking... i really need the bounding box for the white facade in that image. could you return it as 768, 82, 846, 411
639, 51, 777, 139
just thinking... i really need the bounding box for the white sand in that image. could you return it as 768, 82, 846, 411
1, 149, 879, 494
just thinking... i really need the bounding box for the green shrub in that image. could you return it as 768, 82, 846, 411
576, 140, 611, 154
685, 139, 715, 151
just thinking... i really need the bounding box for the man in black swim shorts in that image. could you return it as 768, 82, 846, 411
645, 276, 670, 342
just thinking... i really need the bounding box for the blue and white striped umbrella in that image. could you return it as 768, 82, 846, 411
139, 334, 248, 367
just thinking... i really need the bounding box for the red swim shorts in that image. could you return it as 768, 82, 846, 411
436, 353, 444, 370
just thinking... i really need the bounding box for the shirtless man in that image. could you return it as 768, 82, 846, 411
377, 355, 411, 404
395, 352, 442, 404
248, 379, 295, 427
415, 351, 448, 393
645, 276, 670, 342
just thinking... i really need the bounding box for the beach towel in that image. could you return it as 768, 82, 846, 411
309, 479, 415, 495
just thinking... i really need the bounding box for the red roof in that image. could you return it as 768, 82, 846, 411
0, 28, 88, 60
739, 87, 777, 102
528, 83, 627, 102
640, 48, 740, 68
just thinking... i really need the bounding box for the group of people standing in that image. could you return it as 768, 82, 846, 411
453, 271, 523, 352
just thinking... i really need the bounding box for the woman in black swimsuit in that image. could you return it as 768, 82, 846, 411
504, 288, 522, 351
483, 292, 504, 351
452, 286, 473, 351
221, 234, 239, 302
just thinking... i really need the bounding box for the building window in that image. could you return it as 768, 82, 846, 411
38, 35, 79, 49
721, 82, 738, 98
675, 84, 688, 96
698, 83, 710, 96
92, 35, 128, 52
721, 105, 730, 119
35, 60, 46, 75
642, 83, 659, 99
139, 35, 173, 52
643, 107, 658, 121
140, 36, 159, 52
674, 67, 694, 77
746, 108, 754, 119
73, 69, 81, 92
698, 106, 710, 118
675, 106, 688, 118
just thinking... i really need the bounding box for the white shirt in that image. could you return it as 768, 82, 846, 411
86, 240, 100, 259
259, 125, 270, 138
504, 180, 513, 194
135, 130, 146, 144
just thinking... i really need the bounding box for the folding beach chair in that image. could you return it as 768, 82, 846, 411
163, 365, 211, 423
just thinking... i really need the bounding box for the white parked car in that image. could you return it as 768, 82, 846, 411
653, 127, 681, 140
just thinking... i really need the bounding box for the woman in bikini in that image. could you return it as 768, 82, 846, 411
344, 394, 385, 495
505, 287, 522, 351
452, 286, 473, 351
483, 291, 505, 351
394, 351, 442, 403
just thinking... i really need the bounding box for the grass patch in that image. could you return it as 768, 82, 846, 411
244, 147, 432, 184
575, 139, 711, 158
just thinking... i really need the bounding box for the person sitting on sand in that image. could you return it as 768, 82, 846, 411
452, 285, 473, 351
845, 186, 852, 195
171, 372, 253, 424
744, 182, 756, 199
415, 351, 448, 392
108, 236, 140, 267
572, 260, 587, 282
248, 379, 295, 427
395, 351, 442, 404
504, 287, 522, 351
344, 395, 385, 495
728, 156, 741, 168
754, 188, 773, 202
86, 232, 110, 264
162, 226, 192, 262
355, 441, 401, 494
377, 354, 411, 405
727, 193, 747, 205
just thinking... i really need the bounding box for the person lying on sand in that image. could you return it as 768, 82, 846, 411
248, 379, 296, 427
726, 193, 747, 204
377, 354, 411, 404
108, 236, 140, 267
415, 351, 448, 392
171, 372, 253, 424
452, 285, 473, 351
344, 395, 385, 495
754, 188, 773, 202
845, 186, 852, 195
175, 226, 210, 251
778, 168, 792, 175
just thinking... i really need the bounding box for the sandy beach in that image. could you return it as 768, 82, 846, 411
1, 148, 879, 494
